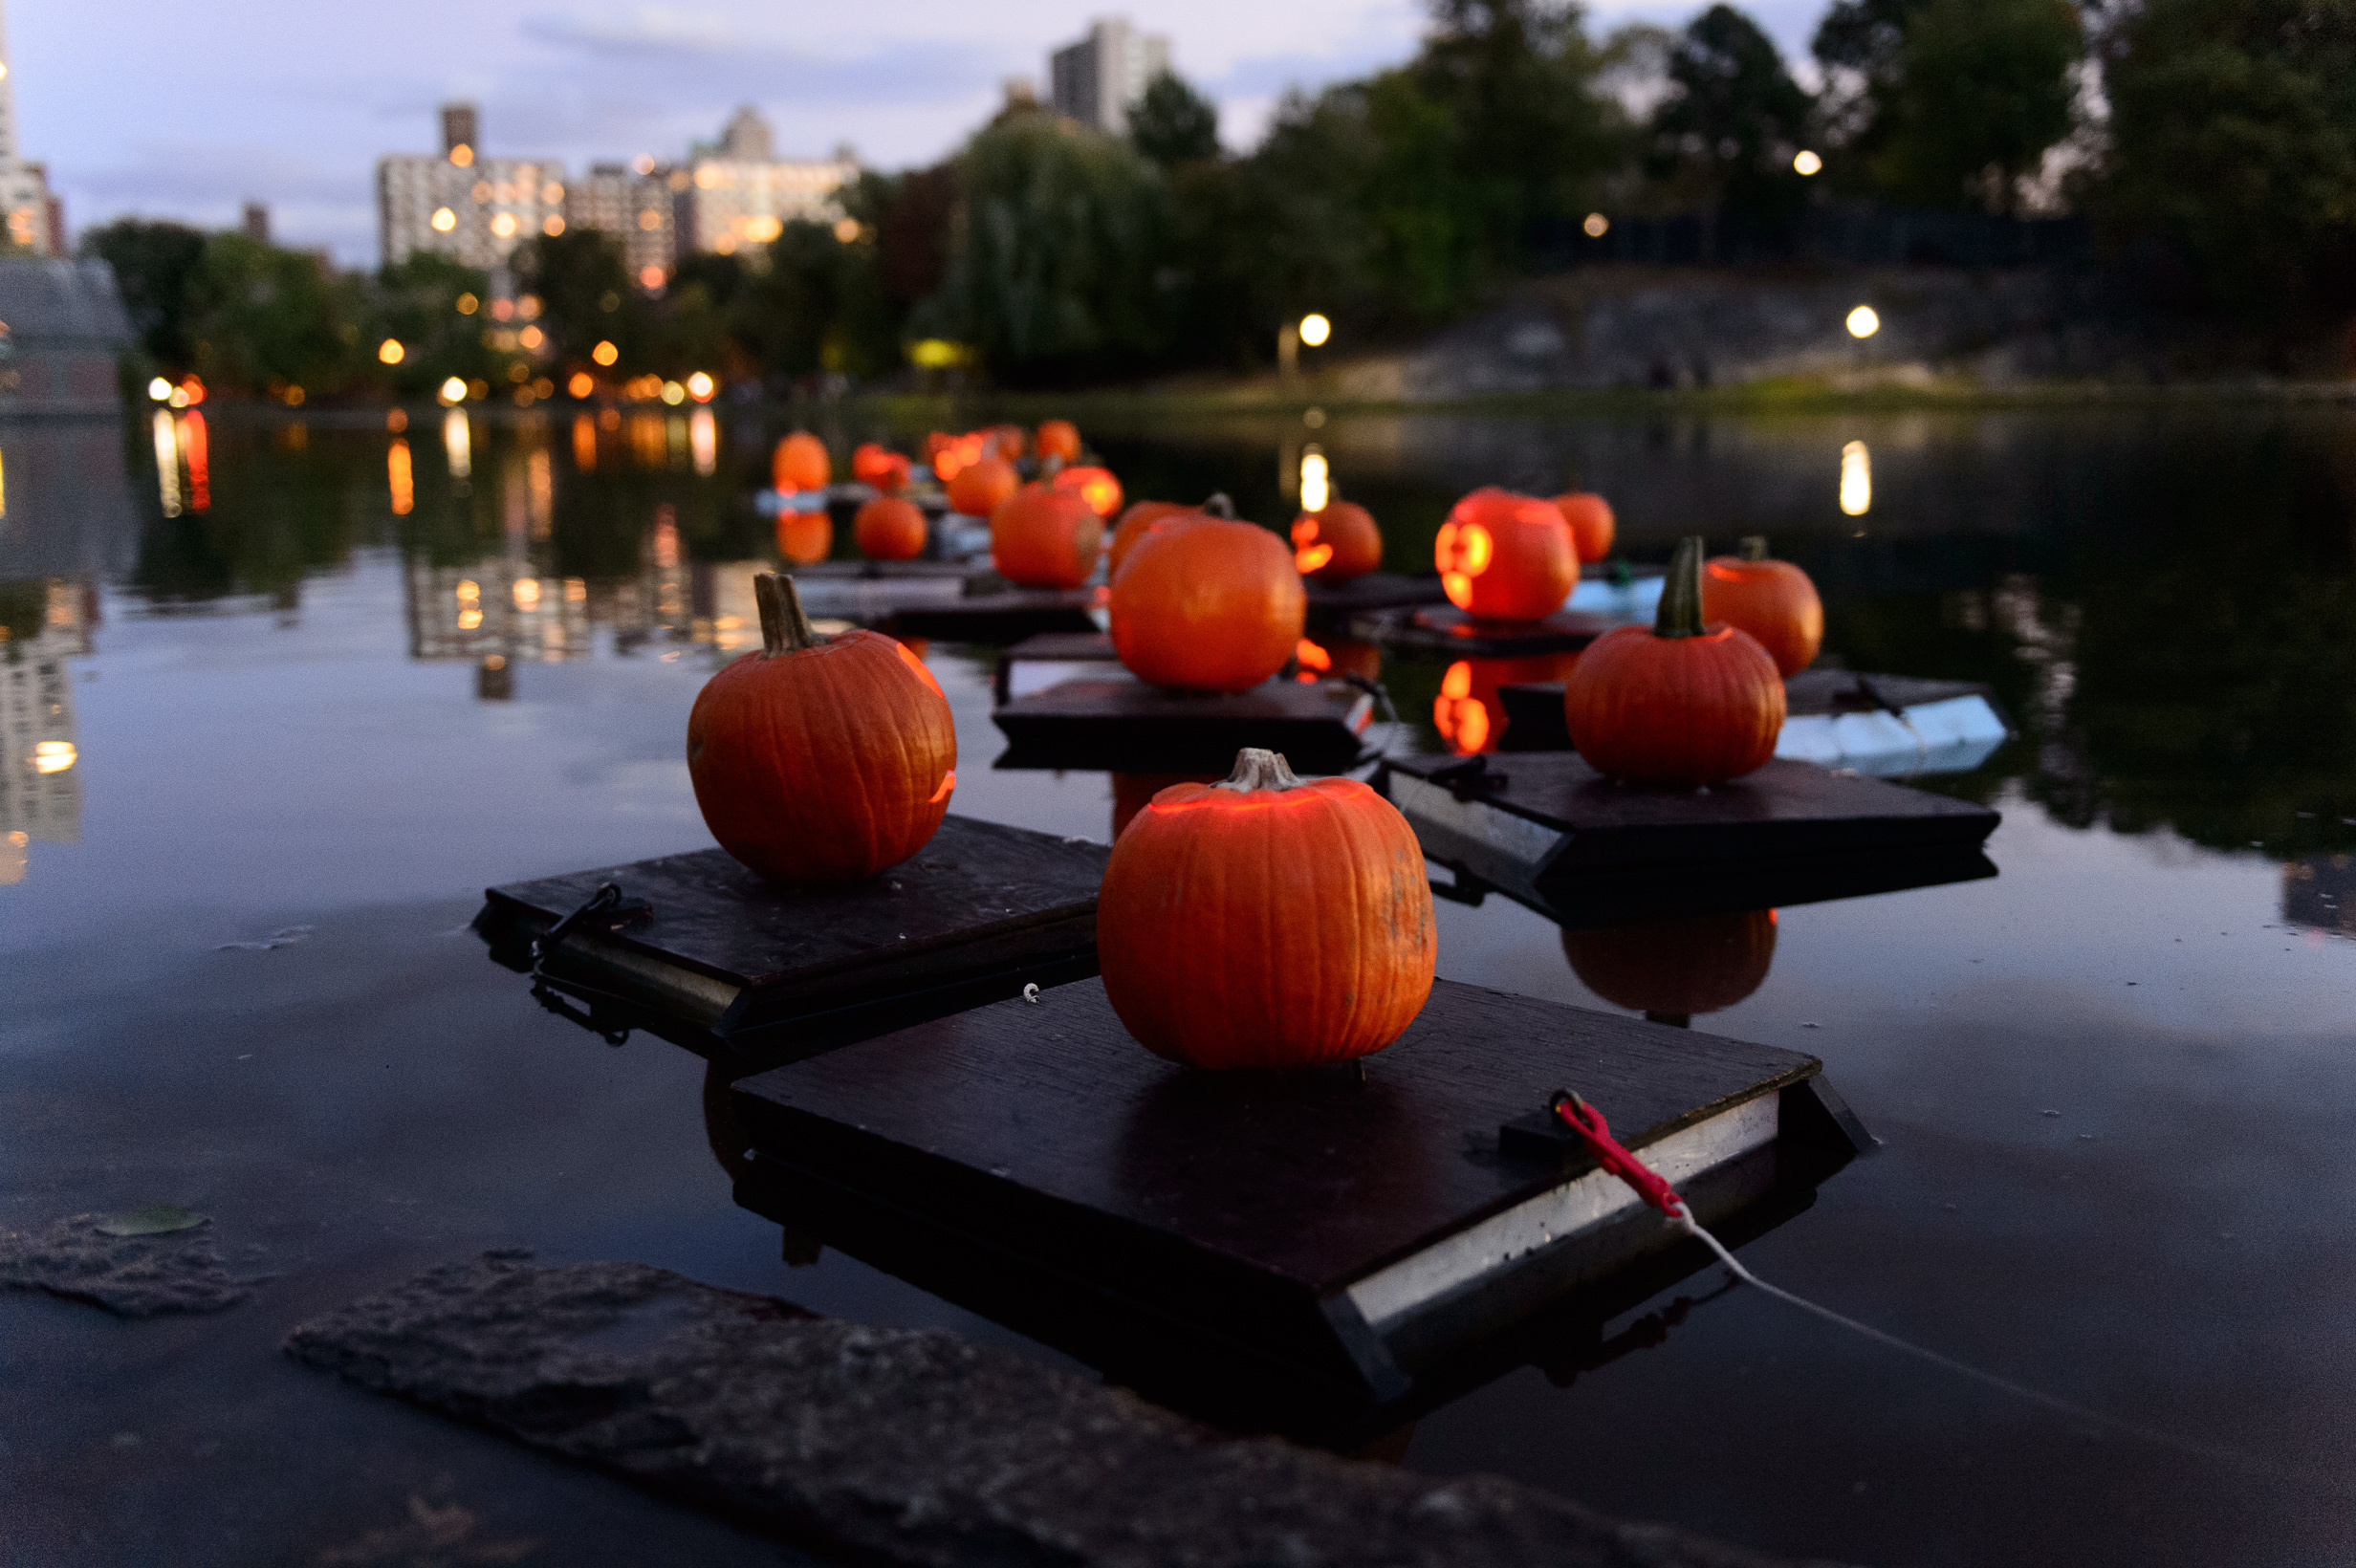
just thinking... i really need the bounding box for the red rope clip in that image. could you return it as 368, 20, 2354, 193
1550, 1091, 1688, 1218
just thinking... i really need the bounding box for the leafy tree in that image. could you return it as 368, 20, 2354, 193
183, 233, 367, 396
1128, 70, 1221, 164
2101, 0, 2356, 317
1647, 6, 1814, 233
369, 251, 497, 397
80, 218, 207, 368
733, 219, 897, 380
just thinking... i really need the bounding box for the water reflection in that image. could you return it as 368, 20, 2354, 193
0, 578, 86, 880
1560, 910, 1777, 1028
2281, 854, 2356, 937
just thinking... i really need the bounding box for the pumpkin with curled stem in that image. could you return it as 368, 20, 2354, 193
1435, 488, 1577, 620
1562, 535, 1785, 787
687, 573, 955, 885
1098, 748, 1436, 1068
1701, 535, 1823, 676
1111, 509, 1304, 691
1291, 499, 1382, 581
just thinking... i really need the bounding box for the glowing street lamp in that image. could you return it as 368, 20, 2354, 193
438, 376, 468, 405
378, 338, 405, 365
146, 376, 172, 402
1794, 149, 1822, 176
1582, 212, 1610, 237
1845, 305, 1881, 338
686, 371, 715, 402
1298, 313, 1331, 348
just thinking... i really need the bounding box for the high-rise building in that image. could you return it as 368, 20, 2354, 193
0, 1, 59, 255
565, 161, 678, 287
1049, 17, 1171, 134
377, 103, 567, 271
242, 202, 271, 244
675, 107, 857, 257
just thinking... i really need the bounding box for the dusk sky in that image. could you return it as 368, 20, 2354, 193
15, 1, 1828, 264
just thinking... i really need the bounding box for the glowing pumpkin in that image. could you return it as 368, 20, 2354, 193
1052, 465, 1124, 519
948, 455, 1019, 517
929, 430, 988, 482
1562, 536, 1785, 786
991, 483, 1104, 589
1435, 488, 1577, 621
1562, 908, 1777, 1023
1112, 513, 1304, 691
1702, 536, 1823, 677
855, 495, 928, 561
1097, 748, 1436, 1068
773, 432, 830, 492
776, 510, 832, 566
1553, 491, 1616, 563
852, 442, 911, 491
1036, 419, 1082, 462
687, 573, 956, 885
1291, 500, 1382, 581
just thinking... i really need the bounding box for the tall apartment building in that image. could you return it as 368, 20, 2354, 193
674, 107, 856, 256
565, 161, 677, 285
0, 0, 60, 255
1049, 17, 1170, 134
377, 104, 566, 270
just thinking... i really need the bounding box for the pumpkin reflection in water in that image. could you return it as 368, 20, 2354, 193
776, 510, 832, 565
1561, 909, 1778, 1027
1294, 637, 1381, 685
1431, 651, 1581, 753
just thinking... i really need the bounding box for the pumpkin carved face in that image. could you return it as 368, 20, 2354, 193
1435, 488, 1577, 620
774, 432, 830, 492
855, 495, 928, 561
1702, 536, 1822, 676
947, 455, 1017, 515
1552, 491, 1616, 563
1562, 536, 1785, 787
1098, 748, 1436, 1068
687, 574, 955, 885
1291, 501, 1383, 581
991, 484, 1104, 589
1111, 514, 1304, 691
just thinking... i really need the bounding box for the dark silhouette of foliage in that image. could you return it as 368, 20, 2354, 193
1129, 71, 1221, 165
1647, 7, 1814, 235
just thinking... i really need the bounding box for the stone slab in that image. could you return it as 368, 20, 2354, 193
287, 1252, 1844, 1568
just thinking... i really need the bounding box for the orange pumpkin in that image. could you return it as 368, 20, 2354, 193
687, 574, 956, 885
774, 431, 830, 492
1107, 499, 1200, 578
855, 495, 928, 561
948, 455, 1019, 517
852, 442, 911, 491
1563, 536, 1785, 787
1036, 419, 1082, 462
1435, 488, 1577, 620
1291, 500, 1382, 581
1052, 465, 1124, 519
776, 510, 832, 566
991, 483, 1104, 589
1702, 536, 1823, 677
1562, 908, 1777, 1023
1553, 491, 1616, 563
1111, 772, 1219, 839
1112, 513, 1305, 691
929, 430, 987, 482
1098, 748, 1436, 1068
1432, 650, 1582, 754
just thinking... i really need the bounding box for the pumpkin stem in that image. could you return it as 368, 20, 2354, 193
1655, 536, 1708, 639
1216, 747, 1302, 793
754, 572, 821, 655
1200, 491, 1236, 519
1740, 535, 1769, 562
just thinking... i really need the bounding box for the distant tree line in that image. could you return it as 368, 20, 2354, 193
80, 0, 2356, 398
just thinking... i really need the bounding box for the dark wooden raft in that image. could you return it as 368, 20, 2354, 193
1351, 604, 1621, 657
993, 678, 1375, 773
883, 589, 1102, 642
1494, 669, 2004, 752
730, 975, 1867, 1438
1383, 751, 1999, 927
1302, 572, 1449, 629
474, 816, 1109, 1060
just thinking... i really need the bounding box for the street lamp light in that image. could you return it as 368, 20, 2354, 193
1298, 314, 1331, 348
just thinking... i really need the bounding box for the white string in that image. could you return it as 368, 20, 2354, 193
1664, 1199, 2351, 1496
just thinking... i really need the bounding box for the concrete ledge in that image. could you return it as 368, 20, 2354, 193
286, 1252, 1844, 1568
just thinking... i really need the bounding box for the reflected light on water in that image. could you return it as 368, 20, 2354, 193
1299, 446, 1329, 513
179, 411, 209, 512
0, 828, 24, 886
513, 577, 542, 610
1840, 440, 1871, 517
443, 409, 471, 479
689, 408, 717, 475
572, 414, 596, 472
387, 438, 413, 516
150, 411, 181, 517
32, 740, 76, 774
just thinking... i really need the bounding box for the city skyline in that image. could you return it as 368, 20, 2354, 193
19, 0, 1823, 266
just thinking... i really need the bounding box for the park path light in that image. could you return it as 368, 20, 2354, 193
1846, 305, 1881, 338
378, 338, 405, 366
686, 371, 715, 403
438, 376, 468, 405
592, 339, 620, 367
1582, 212, 1609, 237
146, 376, 171, 402
1298, 313, 1331, 348
1794, 149, 1822, 176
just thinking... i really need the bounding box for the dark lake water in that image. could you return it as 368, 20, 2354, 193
7, 401, 2356, 1566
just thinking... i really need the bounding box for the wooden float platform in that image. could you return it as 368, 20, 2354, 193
1382, 751, 1998, 925
729, 974, 1867, 1439
883, 589, 1103, 642
993, 631, 1126, 704
1302, 573, 1449, 629
1352, 604, 1621, 657
473, 815, 1108, 1061
1494, 669, 2013, 775
993, 676, 1375, 774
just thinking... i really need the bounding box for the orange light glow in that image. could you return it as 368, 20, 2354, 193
387, 437, 414, 515
927, 770, 957, 804
178, 375, 206, 406
1433, 660, 1489, 752
894, 638, 947, 698
929, 430, 987, 482
1297, 639, 1332, 673
1434, 519, 1496, 612
1440, 661, 1472, 699
178, 410, 210, 512
1051, 465, 1123, 518
1297, 542, 1334, 573
572, 414, 596, 471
